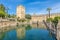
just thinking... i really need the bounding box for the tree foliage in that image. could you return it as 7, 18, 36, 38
0, 4, 5, 12
17, 18, 26, 22
47, 8, 52, 18
0, 11, 7, 18
10, 14, 16, 18
46, 16, 60, 28
7, 14, 11, 18
52, 17, 60, 27
0, 4, 7, 18
47, 8, 51, 11
25, 14, 31, 19
46, 18, 53, 22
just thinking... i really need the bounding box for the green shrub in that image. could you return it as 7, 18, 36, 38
17, 19, 26, 22
46, 16, 60, 28
46, 18, 53, 22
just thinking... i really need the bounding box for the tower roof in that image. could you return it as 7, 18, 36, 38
17, 5, 25, 9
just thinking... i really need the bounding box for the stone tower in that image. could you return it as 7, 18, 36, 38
16, 5, 25, 19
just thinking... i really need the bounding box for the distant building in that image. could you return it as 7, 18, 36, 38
16, 5, 25, 19
31, 13, 60, 22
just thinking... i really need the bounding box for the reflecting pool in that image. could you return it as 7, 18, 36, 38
3, 29, 56, 40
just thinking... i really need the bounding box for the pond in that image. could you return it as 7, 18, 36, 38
0, 24, 56, 40
2, 29, 56, 40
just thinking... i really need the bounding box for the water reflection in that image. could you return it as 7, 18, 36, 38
3, 30, 17, 40
0, 24, 56, 40
3, 29, 56, 40
31, 23, 46, 29
16, 27, 25, 40
26, 29, 55, 40
0, 32, 5, 40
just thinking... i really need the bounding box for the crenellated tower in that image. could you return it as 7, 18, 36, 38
16, 5, 25, 19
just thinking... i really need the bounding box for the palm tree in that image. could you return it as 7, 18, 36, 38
47, 8, 52, 18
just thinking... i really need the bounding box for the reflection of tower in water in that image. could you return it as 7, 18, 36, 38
16, 27, 25, 40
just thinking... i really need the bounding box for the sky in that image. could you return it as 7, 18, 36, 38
0, 0, 60, 15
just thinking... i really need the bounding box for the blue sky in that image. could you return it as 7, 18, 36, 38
0, 0, 60, 15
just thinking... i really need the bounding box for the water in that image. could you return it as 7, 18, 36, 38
4, 30, 17, 40
3, 29, 55, 40
26, 29, 55, 40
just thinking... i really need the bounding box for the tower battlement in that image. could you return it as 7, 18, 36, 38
16, 5, 25, 19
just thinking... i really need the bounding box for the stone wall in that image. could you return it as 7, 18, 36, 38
30, 21, 46, 29
0, 21, 17, 28
31, 13, 60, 22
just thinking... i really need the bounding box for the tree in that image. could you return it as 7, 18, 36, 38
46, 18, 53, 22
11, 14, 16, 18
52, 17, 60, 28
0, 4, 5, 12
7, 14, 11, 18
0, 4, 7, 18
47, 8, 52, 18
0, 11, 6, 18
25, 14, 31, 19
46, 16, 60, 29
